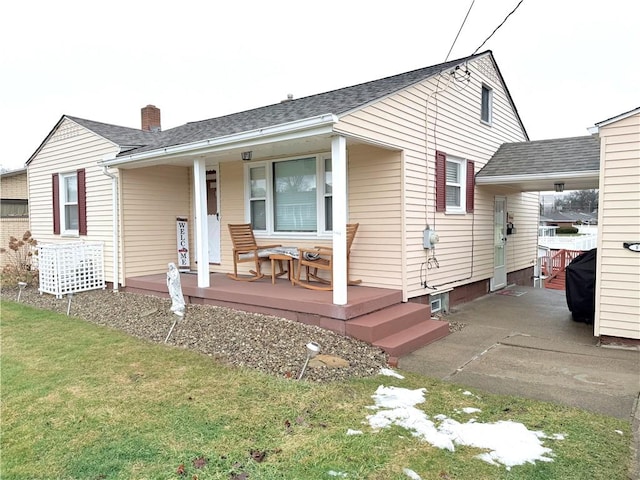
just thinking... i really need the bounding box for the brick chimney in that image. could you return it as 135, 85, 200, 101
141, 104, 161, 132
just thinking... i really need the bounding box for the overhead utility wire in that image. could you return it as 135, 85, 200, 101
445, 0, 475, 61
473, 0, 525, 54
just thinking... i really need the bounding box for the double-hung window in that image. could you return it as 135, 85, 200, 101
52, 168, 86, 236
60, 172, 79, 233
435, 151, 474, 214
247, 153, 333, 235
445, 157, 466, 213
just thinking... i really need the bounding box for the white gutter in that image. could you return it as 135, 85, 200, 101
101, 162, 119, 292
476, 170, 600, 185
100, 114, 338, 168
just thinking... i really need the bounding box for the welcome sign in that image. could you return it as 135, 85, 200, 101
176, 217, 190, 271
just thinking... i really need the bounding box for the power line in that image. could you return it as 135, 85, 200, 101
445, 0, 476, 62
473, 0, 525, 54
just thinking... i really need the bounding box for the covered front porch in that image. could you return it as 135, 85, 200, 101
124, 272, 450, 358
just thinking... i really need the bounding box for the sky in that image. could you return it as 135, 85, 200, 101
1, 0, 638, 171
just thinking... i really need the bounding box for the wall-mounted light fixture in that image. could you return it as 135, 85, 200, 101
554, 182, 565, 193
241, 151, 252, 161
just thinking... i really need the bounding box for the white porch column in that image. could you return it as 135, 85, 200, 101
193, 158, 210, 287
332, 135, 348, 305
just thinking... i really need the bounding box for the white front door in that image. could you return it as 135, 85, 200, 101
491, 196, 507, 291
206, 171, 220, 264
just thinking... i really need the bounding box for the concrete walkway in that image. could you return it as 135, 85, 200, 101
398, 287, 640, 419
399, 286, 640, 476
399, 286, 639, 420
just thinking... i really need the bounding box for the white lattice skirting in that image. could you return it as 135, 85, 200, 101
38, 242, 106, 298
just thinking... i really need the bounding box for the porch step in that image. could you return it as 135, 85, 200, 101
345, 303, 429, 343
373, 320, 450, 358
545, 271, 566, 291
345, 302, 449, 357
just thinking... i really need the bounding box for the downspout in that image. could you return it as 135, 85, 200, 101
101, 165, 119, 292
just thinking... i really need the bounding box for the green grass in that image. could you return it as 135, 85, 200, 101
1, 300, 633, 479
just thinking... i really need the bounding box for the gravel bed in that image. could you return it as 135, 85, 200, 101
1, 286, 390, 383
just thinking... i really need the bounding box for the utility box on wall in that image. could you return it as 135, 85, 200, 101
38, 242, 106, 298
423, 229, 440, 249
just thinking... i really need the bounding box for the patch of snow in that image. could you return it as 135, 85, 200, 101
438, 418, 554, 469
366, 385, 556, 469
461, 407, 482, 414
380, 368, 405, 379
346, 429, 363, 435
402, 467, 422, 479
328, 470, 348, 477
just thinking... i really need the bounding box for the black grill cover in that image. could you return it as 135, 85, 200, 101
565, 248, 597, 324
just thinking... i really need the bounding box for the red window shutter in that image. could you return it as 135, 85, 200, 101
435, 151, 446, 212
52, 173, 60, 234
77, 168, 87, 235
466, 160, 475, 213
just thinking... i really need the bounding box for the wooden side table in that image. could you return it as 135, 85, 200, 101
269, 253, 295, 285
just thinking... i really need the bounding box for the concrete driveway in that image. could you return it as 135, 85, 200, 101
399, 286, 640, 421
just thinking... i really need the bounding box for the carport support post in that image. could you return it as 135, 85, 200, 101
332, 135, 347, 305
194, 158, 210, 287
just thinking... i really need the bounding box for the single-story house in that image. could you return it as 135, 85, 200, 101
25, 50, 538, 344
0, 167, 30, 267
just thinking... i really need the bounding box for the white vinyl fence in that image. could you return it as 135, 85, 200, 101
38, 242, 105, 298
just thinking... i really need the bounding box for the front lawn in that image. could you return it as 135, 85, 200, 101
0, 301, 632, 479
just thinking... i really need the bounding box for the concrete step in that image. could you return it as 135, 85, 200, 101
345, 303, 430, 343
373, 319, 450, 358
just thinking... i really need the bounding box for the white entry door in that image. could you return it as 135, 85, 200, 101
206, 171, 220, 264
490, 196, 507, 291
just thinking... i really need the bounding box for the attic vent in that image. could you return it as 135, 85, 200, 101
280, 94, 294, 103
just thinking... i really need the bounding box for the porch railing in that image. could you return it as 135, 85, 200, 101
542, 249, 583, 282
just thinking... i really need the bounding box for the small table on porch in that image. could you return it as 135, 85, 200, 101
269, 253, 296, 285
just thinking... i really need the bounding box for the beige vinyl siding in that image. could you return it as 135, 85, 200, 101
336, 53, 530, 299
27, 118, 121, 284
218, 161, 245, 275
347, 144, 403, 289
120, 165, 191, 279
505, 192, 540, 272
595, 112, 640, 339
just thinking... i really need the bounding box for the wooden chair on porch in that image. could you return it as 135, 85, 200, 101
227, 224, 281, 282
294, 223, 362, 291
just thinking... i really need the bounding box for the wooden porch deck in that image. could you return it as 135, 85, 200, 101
124, 272, 450, 358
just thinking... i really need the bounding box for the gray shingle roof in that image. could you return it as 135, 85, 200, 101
148, 54, 482, 154
66, 116, 159, 152
477, 136, 600, 178
69, 51, 492, 158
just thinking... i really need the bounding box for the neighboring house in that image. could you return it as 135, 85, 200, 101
26, 50, 536, 312
590, 107, 640, 343
0, 168, 29, 267
541, 211, 597, 227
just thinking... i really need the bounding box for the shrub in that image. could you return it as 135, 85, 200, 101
556, 226, 579, 235
0, 231, 39, 286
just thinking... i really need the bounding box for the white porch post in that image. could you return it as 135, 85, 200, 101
193, 158, 210, 287
332, 135, 347, 305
